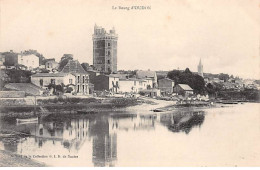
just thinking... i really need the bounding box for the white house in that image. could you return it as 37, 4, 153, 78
31, 73, 76, 88
18, 54, 39, 70
136, 70, 157, 88
119, 78, 147, 93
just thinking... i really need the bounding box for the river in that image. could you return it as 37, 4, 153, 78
0, 103, 260, 166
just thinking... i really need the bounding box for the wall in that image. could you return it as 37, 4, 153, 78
158, 79, 174, 94
94, 75, 109, 91
18, 54, 39, 70
31, 74, 76, 88
119, 80, 135, 93
144, 79, 153, 89
45, 61, 59, 71
0, 91, 25, 98
74, 73, 89, 94
119, 79, 146, 93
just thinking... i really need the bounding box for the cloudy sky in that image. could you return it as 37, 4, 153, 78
0, 0, 259, 79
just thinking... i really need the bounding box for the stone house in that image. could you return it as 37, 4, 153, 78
136, 70, 157, 88
45, 59, 59, 71
61, 60, 90, 95
31, 73, 76, 94
93, 74, 119, 93
3, 51, 39, 70
158, 78, 175, 96
173, 84, 194, 96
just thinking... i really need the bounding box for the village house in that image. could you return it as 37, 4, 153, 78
158, 78, 175, 96
118, 78, 147, 93
61, 60, 90, 95
18, 53, 39, 70
2, 51, 39, 70
93, 74, 119, 93
136, 70, 157, 88
45, 59, 59, 71
173, 84, 194, 96
31, 73, 76, 93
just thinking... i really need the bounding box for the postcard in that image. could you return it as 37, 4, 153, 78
0, 0, 259, 167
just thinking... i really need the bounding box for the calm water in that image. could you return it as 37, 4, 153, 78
0, 103, 260, 166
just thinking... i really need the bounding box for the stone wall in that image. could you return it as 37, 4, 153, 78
0, 91, 25, 98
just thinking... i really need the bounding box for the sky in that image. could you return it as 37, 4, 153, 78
0, 0, 259, 79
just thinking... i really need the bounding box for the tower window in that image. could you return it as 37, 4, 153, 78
108, 43, 110, 47
108, 60, 110, 64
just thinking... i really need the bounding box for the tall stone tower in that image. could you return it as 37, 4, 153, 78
92, 24, 118, 73
197, 58, 203, 77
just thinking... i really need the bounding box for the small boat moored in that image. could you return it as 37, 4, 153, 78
16, 117, 39, 123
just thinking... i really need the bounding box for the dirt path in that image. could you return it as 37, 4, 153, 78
127, 97, 176, 113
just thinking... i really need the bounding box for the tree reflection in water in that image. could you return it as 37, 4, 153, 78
159, 111, 205, 134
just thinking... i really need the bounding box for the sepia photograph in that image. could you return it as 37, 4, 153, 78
0, 0, 259, 167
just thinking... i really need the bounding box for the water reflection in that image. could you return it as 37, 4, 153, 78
159, 111, 205, 134
0, 110, 205, 166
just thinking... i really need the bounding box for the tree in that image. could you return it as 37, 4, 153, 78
167, 70, 181, 83
167, 68, 205, 94
58, 54, 73, 71
5, 69, 32, 83
218, 73, 229, 82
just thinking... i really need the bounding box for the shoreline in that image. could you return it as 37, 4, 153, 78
0, 96, 254, 117
0, 150, 45, 167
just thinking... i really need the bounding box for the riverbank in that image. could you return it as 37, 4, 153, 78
0, 150, 45, 167
0, 97, 155, 118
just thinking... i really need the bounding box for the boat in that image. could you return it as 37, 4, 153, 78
16, 117, 38, 123
77, 110, 97, 114
222, 101, 238, 104
152, 109, 165, 112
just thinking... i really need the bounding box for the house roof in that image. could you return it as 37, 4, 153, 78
158, 78, 174, 82
45, 60, 58, 64
177, 84, 193, 91
31, 73, 71, 77
4, 83, 45, 96
119, 78, 146, 82
136, 70, 156, 79
107, 74, 120, 78
110, 73, 129, 79
61, 60, 87, 74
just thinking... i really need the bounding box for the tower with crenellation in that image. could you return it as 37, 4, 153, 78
92, 24, 118, 73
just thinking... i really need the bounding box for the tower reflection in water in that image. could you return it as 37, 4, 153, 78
0, 110, 204, 166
